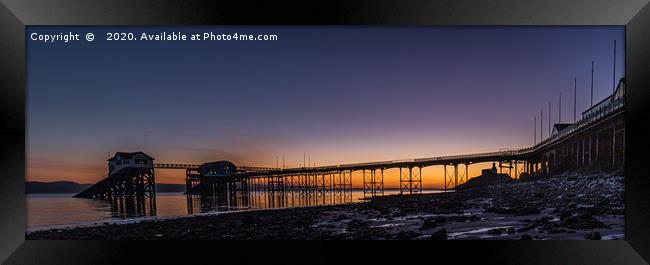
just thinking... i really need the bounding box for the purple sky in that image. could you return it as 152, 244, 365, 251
27, 26, 624, 184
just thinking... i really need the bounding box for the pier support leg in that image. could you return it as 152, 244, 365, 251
409, 167, 413, 193
588, 135, 592, 167
419, 167, 422, 189
363, 169, 370, 197
379, 169, 385, 196
454, 164, 458, 188
399, 167, 421, 194
443, 165, 447, 192
612, 125, 616, 167
506, 160, 513, 175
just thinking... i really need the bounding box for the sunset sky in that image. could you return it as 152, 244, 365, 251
27, 26, 624, 188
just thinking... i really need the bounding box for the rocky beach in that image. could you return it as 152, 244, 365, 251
27, 173, 624, 240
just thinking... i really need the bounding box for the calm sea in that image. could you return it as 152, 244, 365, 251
26, 190, 444, 232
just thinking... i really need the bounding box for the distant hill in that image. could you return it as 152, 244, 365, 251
26, 181, 186, 194
155, 183, 186, 193
26, 181, 91, 194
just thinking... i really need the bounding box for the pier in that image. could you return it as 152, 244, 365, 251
75, 79, 625, 200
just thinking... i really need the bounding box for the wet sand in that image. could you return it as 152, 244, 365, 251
27, 174, 624, 240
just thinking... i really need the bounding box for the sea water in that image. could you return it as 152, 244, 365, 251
27, 190, 444, 232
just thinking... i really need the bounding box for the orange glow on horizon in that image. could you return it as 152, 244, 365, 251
28, 157, 515, 189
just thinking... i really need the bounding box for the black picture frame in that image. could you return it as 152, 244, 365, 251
1, 0, 649, 264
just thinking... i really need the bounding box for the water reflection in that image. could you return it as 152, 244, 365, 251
27, 190, 443, 231
185, 188, 354, 215
105, 187, 355, 217
109, 196, 157, 218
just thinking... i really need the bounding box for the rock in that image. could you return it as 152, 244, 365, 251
241, 216, 257, 226
548, 228, 568, 234
577, 206, 601, 216
487, 228, 504, 235
391, 211, 406, 218
585, 231, 602, 240
25, 173, 625, 241
434, 216, 447, 224
559, 210, 572, 220
346, 219, 368, 231
430, 228, 448, 240
517, 224, 535, 233
450, 215, 469, 222
396, 231, 413, 240
520, 234, 533, 240
335, 214, 348, 221
486, 207, 516, 215
516, 206, 541, 216
562, 215, 608, 229
420, 219, 438, 230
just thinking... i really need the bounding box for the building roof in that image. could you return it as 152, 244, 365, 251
198, 160, 237, 176
582, 77, 625, 115
553, 123, 573, 132
613, 77, 625, 99
107, 151, 155, 161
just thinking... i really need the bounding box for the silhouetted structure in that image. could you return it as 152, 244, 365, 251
79, 79, 625, 200
75, 152, 155, 199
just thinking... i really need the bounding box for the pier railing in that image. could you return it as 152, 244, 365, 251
154, 91, 624, 176
530, 96, 624, 152
255, 94, 624, 174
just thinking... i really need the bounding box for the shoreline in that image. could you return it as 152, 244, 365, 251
25, 189, 446, 233
27, 174, 624, 240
